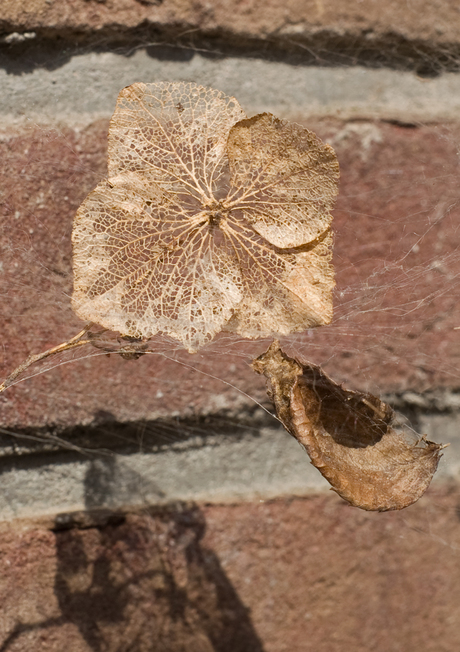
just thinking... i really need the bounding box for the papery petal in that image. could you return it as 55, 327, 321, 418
221, 219, 334, 336
226, 113, 339, 249
72, 181, 243, 351
108, 81, 246, 203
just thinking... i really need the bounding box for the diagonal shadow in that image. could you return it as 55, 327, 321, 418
52, 504, 265, 652
1, 504, 264, 652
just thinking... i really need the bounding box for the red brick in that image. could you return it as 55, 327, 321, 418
1, 488, 460, 651
1, 119, 459, 429
1, 0, 460, 50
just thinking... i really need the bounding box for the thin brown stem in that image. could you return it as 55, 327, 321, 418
0, 324, 96, 393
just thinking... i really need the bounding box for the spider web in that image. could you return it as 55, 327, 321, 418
1, 34, 460, 652
0, 39, 459, 499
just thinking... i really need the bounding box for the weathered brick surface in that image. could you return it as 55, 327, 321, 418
1, 489, 460, 652
1, 0, 460, 51
1, 119, 459, 429
1, 2, 459, 648
0, 507, 265, 652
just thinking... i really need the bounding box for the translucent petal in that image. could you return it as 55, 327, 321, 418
226, 113, 339, 248
72, 82, 339, 351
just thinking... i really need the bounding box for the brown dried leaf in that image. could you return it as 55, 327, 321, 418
252, 342, 443, 511
72, 82, 339, 352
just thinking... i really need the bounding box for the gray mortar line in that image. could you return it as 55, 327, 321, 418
0, 425, 330, 521
2, 48, 460, 518
0, 409, 459, 521
2, 50, 460, 126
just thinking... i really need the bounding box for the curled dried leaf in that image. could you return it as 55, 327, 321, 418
72, 82, 339, 352
252, 342, 443, 511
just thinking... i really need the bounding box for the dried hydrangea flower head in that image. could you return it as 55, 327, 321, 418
72, 82, 339, 352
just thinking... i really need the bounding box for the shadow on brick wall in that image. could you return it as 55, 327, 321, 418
0, 505, 264, 652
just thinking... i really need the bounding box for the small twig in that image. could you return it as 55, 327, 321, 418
0, 323, 95, 393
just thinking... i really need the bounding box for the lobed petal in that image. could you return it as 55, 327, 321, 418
226, 113, 339, 249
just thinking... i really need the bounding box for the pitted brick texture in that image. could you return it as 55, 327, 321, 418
1, 119, 459, 428
1, 0, 460, 48
1, 490, 460, 652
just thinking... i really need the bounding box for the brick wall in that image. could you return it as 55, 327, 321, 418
1, 3, 460, 650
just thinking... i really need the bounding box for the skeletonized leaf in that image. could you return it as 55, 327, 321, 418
72, 82, 339, 352
227, 113, 338, 248
252, 342, 443, 511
